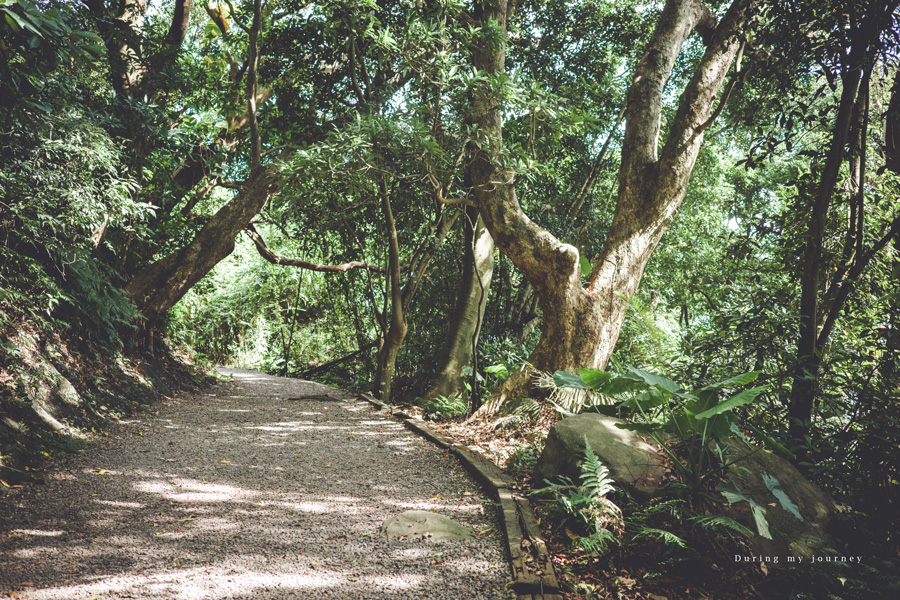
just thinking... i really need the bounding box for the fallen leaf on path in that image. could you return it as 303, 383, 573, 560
93, 469, 107, 475
219, 460, 229, 464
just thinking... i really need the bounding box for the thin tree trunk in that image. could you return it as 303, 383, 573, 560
373, 175, 407, 401
425, 207, 495, 401
885, 234, 900, 395
787, 37, 868, 444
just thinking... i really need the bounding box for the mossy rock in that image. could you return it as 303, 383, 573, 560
718, 437, 840, 561
535, 413, 666, 498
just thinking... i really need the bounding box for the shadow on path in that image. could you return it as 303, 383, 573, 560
0, 369, 512, 599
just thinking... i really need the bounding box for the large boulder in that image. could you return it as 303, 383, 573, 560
718, 438, 840, 560
535, 413, 667, 498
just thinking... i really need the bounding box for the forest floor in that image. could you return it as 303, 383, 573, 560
0, 369, 513, 600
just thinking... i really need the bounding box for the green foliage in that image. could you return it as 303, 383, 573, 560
419, 395, 468, 421
0, 66, 149, 347
0, 0, 104, 120
533, 438, 622, 555
717, 481, 773, 539
555, 366, 768, 490
688, 514, 755, 539
507, 442, 541, 475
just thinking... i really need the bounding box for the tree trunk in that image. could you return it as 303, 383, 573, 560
886, 234, 900, 395
786, 18, 876, 445
425, 207, 495, 401
126, 167, 276, 327
373, 175, 407, 401
469, 0, 755, 418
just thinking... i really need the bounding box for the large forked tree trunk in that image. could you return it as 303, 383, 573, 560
126, 167, 276, 327
469, 0, 757, 417
425, 207, 495, 401
85, 0, 193, 99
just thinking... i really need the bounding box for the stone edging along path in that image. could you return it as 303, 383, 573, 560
358, 394, 562, 600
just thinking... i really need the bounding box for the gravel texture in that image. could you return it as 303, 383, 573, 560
0, 369, 514, 599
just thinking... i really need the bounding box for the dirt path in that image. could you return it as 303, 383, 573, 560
0, 369, 513, 599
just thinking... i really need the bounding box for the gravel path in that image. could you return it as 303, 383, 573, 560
0, 369, 514, 599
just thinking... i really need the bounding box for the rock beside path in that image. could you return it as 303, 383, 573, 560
536, 412, 667, 498
382, 511, 474, 542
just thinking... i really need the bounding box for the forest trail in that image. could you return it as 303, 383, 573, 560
0, 369, 512, 600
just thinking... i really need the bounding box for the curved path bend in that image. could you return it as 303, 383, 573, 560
0, 369, 513, 600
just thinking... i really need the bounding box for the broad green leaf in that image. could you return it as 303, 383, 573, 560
762, 472, 803, 521
484, 364, 509, 379
625, 390, 667, 411
750, 503, 771, 539
603, 375, 646, 395
729, 421, 749, 442
577, 368, 611, 390
626, 367, 680, 393
717, 481, 747, 504
579, 254, 591, 277
694, 386, 766, 420
553, 370, 590, 389
707, 414, 735, 439
717, 482, 771, 539
697, 371, 760, 392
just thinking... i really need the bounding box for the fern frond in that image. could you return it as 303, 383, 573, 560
634, 527, 689, 549
641, 498, 686, 518
689, 515, 754, 538
507, 397, 541, 418
577, 528, 619, 555
580, 438, 615, 498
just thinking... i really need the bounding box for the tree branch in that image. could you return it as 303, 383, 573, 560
696, 38, 746, 134
621, 0, 718, 173
569, 103, 626, 219
817, 213, 900, 353
244, 224, 387, 273
246, 0, 263, 170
